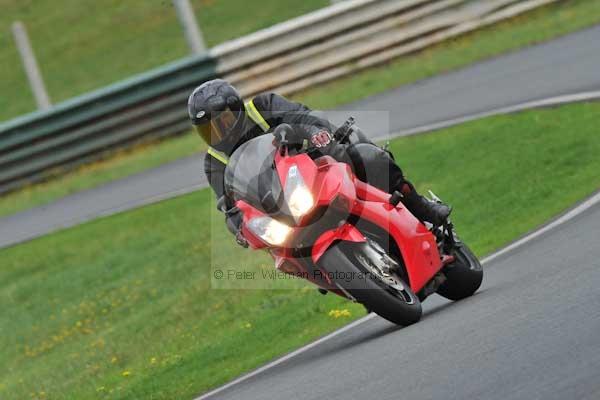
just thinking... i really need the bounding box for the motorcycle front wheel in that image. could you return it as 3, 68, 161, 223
317, 241, 422, 326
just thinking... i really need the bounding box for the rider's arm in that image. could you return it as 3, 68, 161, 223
252, 93, 334, 141
204, 153, 246, 245
204, 152, 226, 202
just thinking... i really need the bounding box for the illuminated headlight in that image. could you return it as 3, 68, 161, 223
285, 165, 314, 220
247, 216, 292, 246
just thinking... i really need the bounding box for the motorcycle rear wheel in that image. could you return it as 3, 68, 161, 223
436, 243, 483, 301
318, 241, 422, 326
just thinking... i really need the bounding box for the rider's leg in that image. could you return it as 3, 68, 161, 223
332, 143, 451, 225
395, 180, 451, 226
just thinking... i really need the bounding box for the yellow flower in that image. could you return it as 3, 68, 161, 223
111, 356, 118, 364
150, 357, 157, 365
328, 309, 351, 318
243, 322, 252, 329
121, 370, 131, 377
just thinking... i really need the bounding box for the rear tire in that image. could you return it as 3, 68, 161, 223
318, 241, 422, 326
436, 244, 483, 300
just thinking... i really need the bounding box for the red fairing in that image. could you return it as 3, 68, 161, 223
275, 152, 318, 192
237, 148, 443, 295
275, 151, 356, 224
272, 250, 345, 296
350, 199, 442, 293
312, 224, 366, 263
308, 168, 442, 292
313, 162, 356, 208
354, 178, 442, 292
236, 200, 269, 249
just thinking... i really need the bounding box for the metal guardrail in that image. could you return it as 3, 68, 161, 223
217, 0, 561, 97
0, 56, 218, 193
0, 0, 560, 194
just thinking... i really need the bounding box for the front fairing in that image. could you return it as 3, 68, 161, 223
233, 152, 358, 250
225, 133, 357, 229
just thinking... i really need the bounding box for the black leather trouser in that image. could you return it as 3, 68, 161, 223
322, 141, 408, 195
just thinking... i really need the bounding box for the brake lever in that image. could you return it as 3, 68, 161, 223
333, 116, 355, 144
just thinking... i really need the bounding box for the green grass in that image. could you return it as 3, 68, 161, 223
2, 0, 600, 219
1, 102, 600, 399
0, 0, 328, 121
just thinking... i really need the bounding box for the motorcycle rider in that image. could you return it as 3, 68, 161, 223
188, 79, 450, 246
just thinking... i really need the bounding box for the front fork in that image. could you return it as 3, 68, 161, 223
438, 221, 460, 254
417, 223, 457, 301
418, 191, 461, 300
427, 190, 460, 254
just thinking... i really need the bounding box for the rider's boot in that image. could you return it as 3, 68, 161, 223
398, 182, 451, 226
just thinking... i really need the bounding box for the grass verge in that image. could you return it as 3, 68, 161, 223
1, 102, 599, 399
2, 0, 600, 219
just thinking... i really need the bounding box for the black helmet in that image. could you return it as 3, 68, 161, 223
188, 79, 246, 155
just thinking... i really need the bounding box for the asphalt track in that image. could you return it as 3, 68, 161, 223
1, 24, 600, 249
198, 193, 600, 400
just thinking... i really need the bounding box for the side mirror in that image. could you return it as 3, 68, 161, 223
272, 124, 295, 144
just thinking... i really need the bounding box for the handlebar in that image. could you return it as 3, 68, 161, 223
272, 116, 357, 155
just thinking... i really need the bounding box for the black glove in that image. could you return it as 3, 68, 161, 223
235, 230, 249, 248
225, 208, 248, 248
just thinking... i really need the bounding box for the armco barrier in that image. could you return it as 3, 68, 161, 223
0, 55, 218, 193
215, 0, 561, 98
0, 0, 561, 194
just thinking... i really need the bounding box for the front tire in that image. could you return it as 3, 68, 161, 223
317, 241, 422, 326
436, 243, 483, 300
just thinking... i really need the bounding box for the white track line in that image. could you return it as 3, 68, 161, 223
195, 189, 600, 399
372, 90, 600, 142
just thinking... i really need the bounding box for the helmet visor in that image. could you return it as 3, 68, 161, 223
194, 108, 239, 147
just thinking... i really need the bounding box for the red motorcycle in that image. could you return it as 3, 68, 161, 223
224, 121, 483, 325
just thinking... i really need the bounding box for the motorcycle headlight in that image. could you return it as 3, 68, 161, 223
247, 216, 292, 246
285, 165, 314, 220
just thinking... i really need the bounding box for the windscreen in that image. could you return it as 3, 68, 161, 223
224, 135, 282, 214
